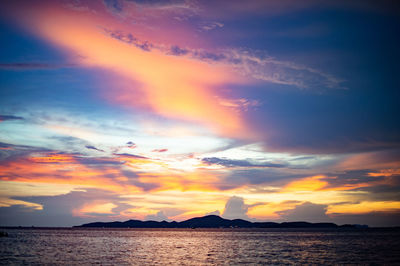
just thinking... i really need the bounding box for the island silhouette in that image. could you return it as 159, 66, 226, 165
75, 215, 366, 228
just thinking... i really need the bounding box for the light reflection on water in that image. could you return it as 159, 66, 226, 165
1, 228, 399, 265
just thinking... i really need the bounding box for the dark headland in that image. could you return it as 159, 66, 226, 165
75, 215, 367, 229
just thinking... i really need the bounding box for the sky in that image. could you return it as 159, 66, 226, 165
0, 0, 399, 227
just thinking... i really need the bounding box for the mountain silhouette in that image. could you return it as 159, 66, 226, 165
75, 215, 345, 228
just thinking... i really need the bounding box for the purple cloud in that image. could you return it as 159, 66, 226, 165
202, 157, 286, 168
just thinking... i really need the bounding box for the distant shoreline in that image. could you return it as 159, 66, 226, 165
1, 227, 400, 230
7, 215, 397, 229
74, 215, 372, 229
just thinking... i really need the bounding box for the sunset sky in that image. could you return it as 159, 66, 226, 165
0, 0, 399, 227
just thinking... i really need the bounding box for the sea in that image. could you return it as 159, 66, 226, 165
1, 228, 400, 265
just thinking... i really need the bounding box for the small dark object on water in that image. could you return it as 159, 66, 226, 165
0, 231, 8, 237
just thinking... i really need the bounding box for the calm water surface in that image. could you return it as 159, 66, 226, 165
1, 228, 400, 265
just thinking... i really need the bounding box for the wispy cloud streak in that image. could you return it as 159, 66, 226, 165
0, 63, 76, 70
104, 29, 345, 90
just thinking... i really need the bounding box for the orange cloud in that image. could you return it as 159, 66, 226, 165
137, 171, 223, 192
284, 175, 328, 192
336, 152, 400, 171
0, 151, 232, 198
368, 169, 400, 177
0, 153, 140, 194
283, 173, 393, 193
76, 202, 118, 216
328, 201, 400, 215
7, 2, 252, 139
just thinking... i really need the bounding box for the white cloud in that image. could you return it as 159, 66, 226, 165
222, 196, 249, 220
145, 210, 169, 221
